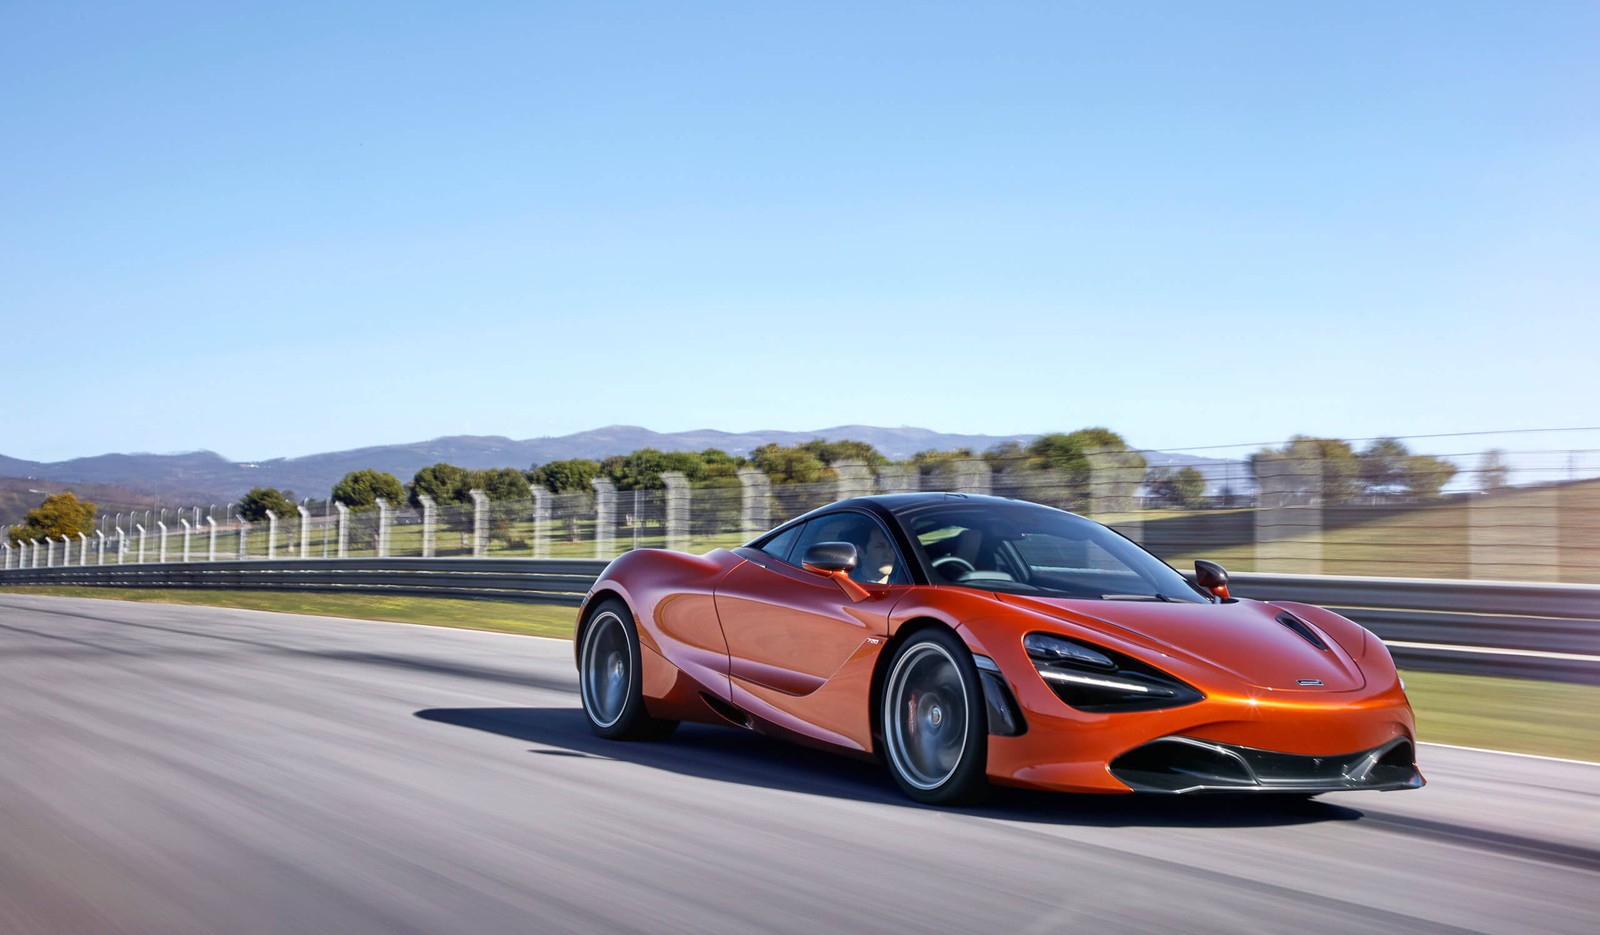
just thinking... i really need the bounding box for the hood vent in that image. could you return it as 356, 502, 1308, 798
1276, 612, 1329, 651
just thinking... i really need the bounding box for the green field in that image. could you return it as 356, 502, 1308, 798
4, 585, 1595, 763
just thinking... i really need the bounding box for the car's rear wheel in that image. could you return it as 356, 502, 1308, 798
881, 629, 988, 805
579, 599, 677, 741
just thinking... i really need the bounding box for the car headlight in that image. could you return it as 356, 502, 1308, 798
1024, 632, 1204, 712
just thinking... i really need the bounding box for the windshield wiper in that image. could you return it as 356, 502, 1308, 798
1099, 593, 1173, 602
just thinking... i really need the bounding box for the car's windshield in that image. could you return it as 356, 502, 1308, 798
903, 501, 1208, 602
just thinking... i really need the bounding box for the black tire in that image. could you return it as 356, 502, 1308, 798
578, 598, 677, 741
880, 628, 988, 805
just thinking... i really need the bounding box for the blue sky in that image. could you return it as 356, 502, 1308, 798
3, 2, 1596, 463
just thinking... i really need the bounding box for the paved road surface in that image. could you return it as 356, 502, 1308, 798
1, 594, 1596, 934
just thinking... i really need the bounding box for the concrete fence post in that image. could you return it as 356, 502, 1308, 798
376, 499, 394, 558
46, 536, 57, 567
529, 485, 550, 559
179, 519, 192, 562
117, 528, 127, 565
468, 489, 489, 557
335, 502, 350, 558
1085, 448, 1146, 544
0, 542, 9, 570
95, 530, 106, 565
1469, 486, 1558, 581
156, 522, 168, 563
1253, 453, 1323, 574
32, 539, 43, 568
662, 472, 691, 552
737, 468, 771, 535
206, 517, 218, 562
135, 525, 147, 563
834, 460, 875, 500
237, 519, 250, 559
876, 463, 920, 494
78, 531, 89, 565
932, 459, 992, 495
591, 478, 617, 559
297, 504, 311, 559
418, 494, 437, 558
265, 511, 279, 560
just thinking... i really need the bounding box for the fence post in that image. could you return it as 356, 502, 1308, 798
206, 516, 218, 562
1, 541, 10, 570
1469, 486, 1558, 581
179, 519, 192, 562
1085, 448, 1146, 544
529, 485, 550, 559
47, 536, 57, 567
737, 468, 771, 535
662, 472, 690, 551
237, 519, 250, 559
877, 463, 920, 494
415, 495, 435, 558
117, 528, 127, 564
1253, 453, 1323, 574
32, 539, 43, 568
335, 502, 350, 558
376, 499, 394, 557
834, 460, 875, 500
76, 531, 87, 565
297, 504, 311, 559
591, 478, 616, 558
468, 489, 489, 557
264, 511, 279, 560
95, 530, 106, 565
932, 459, 992, 495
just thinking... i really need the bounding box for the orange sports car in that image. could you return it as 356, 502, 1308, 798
575, 493, 1423, 804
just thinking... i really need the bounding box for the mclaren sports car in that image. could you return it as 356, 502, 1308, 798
575, 493, 1424, 804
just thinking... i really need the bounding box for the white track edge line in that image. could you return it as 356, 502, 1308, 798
1418, 742, 1599, 767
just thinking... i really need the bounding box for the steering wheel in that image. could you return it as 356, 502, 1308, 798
932, 556, 976, 578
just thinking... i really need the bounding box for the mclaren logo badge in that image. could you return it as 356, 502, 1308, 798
1297, 679, 1325, 686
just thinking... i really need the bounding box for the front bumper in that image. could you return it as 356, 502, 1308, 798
1108, 735, 1424, 794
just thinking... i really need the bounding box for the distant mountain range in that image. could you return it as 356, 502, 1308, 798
0, 424, 1252, 521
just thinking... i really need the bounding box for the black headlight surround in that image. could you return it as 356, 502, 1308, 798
1024, 632, 1204, 713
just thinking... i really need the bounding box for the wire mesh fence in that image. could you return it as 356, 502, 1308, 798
5, 436, 1599, 584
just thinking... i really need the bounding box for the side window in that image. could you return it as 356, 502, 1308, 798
790, 512, 910, 585
756, 522, 804, 564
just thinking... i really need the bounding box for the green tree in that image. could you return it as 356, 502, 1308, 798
599, 448, 709, 490
798, 439, 887, 467
698, 448, 745, 483
530, 458, 601, 494
332, 469, 405, 510
7, 491, 97, 544
1478, 449, 1511, 490
468, 467, 532, 500
981, 441, 1030, 473
1251, 436, 1361, 503
1404, 455, 1458, 496
1359, 438, 1410, 492
238, 487, 296, 522
409, 463, 470, 508
1172, 466, 1207, 507
749, 444, 829, 484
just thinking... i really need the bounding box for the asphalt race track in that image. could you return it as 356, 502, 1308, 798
1, 595, 1596, 935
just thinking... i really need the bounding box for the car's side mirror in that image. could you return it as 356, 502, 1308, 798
802, 541, 857, 574
802, 541, 870, 603
1195, 560, 1230, 601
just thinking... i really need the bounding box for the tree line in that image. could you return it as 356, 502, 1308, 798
4, 431, 1484, 543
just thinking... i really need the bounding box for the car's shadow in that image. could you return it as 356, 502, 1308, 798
415, 706, 1364, 828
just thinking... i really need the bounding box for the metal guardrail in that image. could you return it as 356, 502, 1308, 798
2, 559, 1595, 684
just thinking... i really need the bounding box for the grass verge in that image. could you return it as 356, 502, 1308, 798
3, 586, 1595, 763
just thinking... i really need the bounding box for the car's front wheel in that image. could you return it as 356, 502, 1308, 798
578, 598, 677, 741
881, 628, 988, 805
